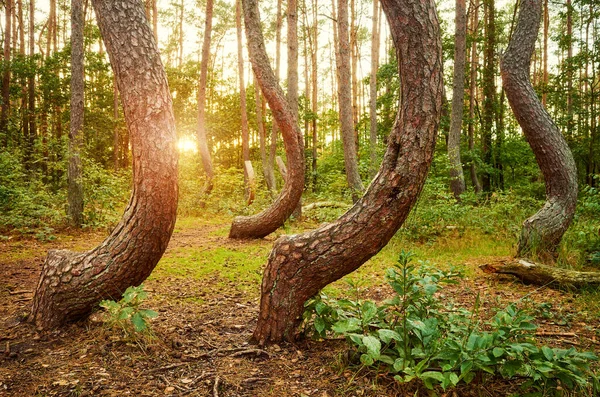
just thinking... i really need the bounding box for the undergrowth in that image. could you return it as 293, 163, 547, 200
303, 251, 599, 395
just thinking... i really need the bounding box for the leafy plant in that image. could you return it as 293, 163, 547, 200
304, 252, 599, 394
99, 284, 158, 336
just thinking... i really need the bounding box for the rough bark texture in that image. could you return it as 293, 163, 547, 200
67, 0, 85, 228
228, 0, 304, 239
448, 0, 467, 200
31, 0, 178, 329
501, 0, 578, 258
481, 0, 495, 192
468, 0, 482, 193
480, 259, 600, 289
255, 74, 274, 192
252, 0, 443, 344
337, 0, 364, 201
197, 0, 215, 193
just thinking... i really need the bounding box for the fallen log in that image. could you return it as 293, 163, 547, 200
480, 258, 600, 289
302, 201, 349, 212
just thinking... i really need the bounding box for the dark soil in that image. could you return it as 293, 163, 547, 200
1, 222, 598, 397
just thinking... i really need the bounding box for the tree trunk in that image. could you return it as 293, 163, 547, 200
501, 0, 578, 259
468, 0, 482, 193
251, 0, 443, 344
67, 0, 85, 228
197, 0, 215, 194
310, 0, 318, 189
113, 75, 119, 170
565, 0, 573, 138
236, 0, 253, 204
542, 0, 548, 107
28, 0, 36, 165
31, 0, 178, 329
1, 0, 12, 146
369, 0, 380, 179
481, 0, 495, 192
228, 0, 305, 239
480, 259, 600, 289
337, 0, 364, 201
255, 74, 274, 192
448, 0, 467, 200
268, 0, 284, 193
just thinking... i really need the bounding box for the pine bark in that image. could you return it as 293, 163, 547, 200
255, 74, 274, 192
468, 0, 482, 193
448, 0, 467, 199
236, 0, 252, 204
228, 0, 305, 239
337, 0, 364, 201
27, 0, 36, 160
67, 0, 85, 227
197, 0, 215, 193
481, 0, 495, 192
501, 0, 578, 259
251, 0, 443, 344
31, 0, 178, 329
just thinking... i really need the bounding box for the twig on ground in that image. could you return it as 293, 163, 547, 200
147, 362, 188, 374
536, 331, 577, 338
213, 376, 220, 397
230, 348, 270, 358
8, 290, 32, 295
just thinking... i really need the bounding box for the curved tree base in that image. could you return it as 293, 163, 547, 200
251, 0, 443, 344
502, 0, 577, 260
31, 0, 177, 329
229, 0, 304, 240
480, 258, 600, 289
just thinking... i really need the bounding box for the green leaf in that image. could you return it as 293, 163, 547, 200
139, 309, 158, 319
378, 354, 395, 365
541, 346, 554, 361
131, 312, 147, 332
502, 359, 523, 378
361, 301, 378, 323
393, 358, 406, 372
332, 318, 361, 334
378, 329, 401, 344
362, 335, 381, 359
118, 307, 134, 320
420, 371, 444, 389
360, 353, 374, 366
314, 317, 326, 333
460, 360, 473, 375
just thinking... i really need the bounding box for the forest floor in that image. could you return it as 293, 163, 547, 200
1, 216, 599, 397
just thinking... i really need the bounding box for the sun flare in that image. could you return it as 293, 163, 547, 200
178, 136, 198, 154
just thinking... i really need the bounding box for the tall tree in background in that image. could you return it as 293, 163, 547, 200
468, 0, 482, 193
67, 0, 85, 227
236, 0, 252, 203
481, 0, 496, 192
27, 0, 36, 167
1, 0, 12, 145
229, 0, 305, 239
197, 0, 215, 193
501, 0, 578, 259
252, 0, 443, 344
31, 0, 178, 328
448, 0, 467, 199
337, 0, 364, 201
369, 0, 380, 178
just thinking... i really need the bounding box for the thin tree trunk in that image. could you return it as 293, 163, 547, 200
350, 0, 358, 127
255, 74, 274, 192
268, 0, 284, 193
481, 0, 495, 192
229, 0, 305, 239
369, 0, 380, 179
337, 0, 364, 201
501, 0, 578, 259
542, 0, 548, 106
468, 0, 482, 193
1, 0, 12, 145
252, 0, 443, 344
67, 0, 85, 227
27, 0, 36, 171
236, 0, 252, 203
566, 0, 573, 138
18, 0, 28, 157
113, 75, 119, 170
448, 0, 467, 199
31, 0, 178, 329
197, 0, 215, 193
310, 0, 318, 189
288, 0, 303, 217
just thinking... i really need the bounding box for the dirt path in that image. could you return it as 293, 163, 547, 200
0, 219, 598, 396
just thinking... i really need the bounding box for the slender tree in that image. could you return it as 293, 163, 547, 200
369, 0, 380, 178
1, 0, 13, 145
337, 0, 364, 201
448, 0, 467, 199
229, 0, 305, 239
31, 0, 178, 329
468, 0, 482, 193
236, 0, 252, 203
501, 0, 578, 259
481, 0, 496, 192
67, 0, 85, 227
197, 0, 215, 193
252, 0, 443, 344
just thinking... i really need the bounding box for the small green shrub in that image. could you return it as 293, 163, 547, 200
303, 252, 599, 394
99, 284, 158, 337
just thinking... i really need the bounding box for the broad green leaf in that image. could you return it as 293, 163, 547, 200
361, 301, 378, 323
131, 312, 147, 332
360, 353, 374, 366
541, 346, 554, 361
314, 317, 326, 333
362, 335, 381, 359
139, 309, 158, 318
332, 318, 361, 334
378, 329, 401, 344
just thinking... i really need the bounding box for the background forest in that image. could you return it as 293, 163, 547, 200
1, 0, 598, 266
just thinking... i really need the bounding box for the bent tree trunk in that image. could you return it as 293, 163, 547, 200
252, 0, 443, 344
31, 0, 178, 329
501, 0, 577, 259
228, 0, 304, 239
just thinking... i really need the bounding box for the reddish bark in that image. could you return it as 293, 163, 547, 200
252, 0, 443, 344
31, 0, 178, 329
